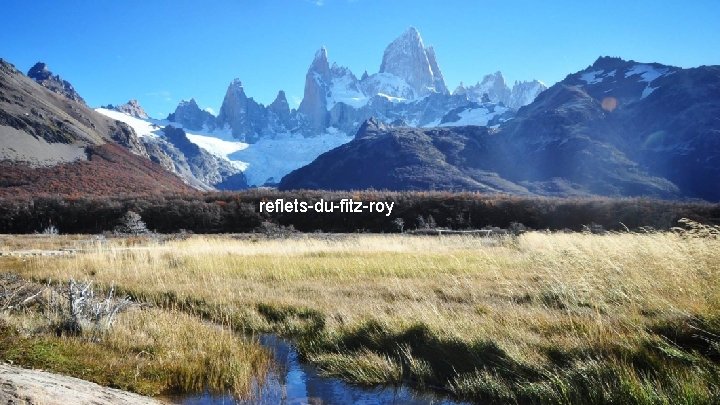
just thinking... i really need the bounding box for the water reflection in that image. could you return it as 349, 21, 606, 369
172, 334, 467, 405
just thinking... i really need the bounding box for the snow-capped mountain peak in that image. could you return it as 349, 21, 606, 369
509, 80, 547, 109
459, 72, 510, 105
270, 90, 289, 109
453, 82, 467, 97
377, 27, 448, 99
160, 27, 548, 186
315, 46, 328, 60
456, 72, 547, 109
327, 66, 366, 109
298, 47, 333, 130
310, 47, 331, 79
217, 78, 270, 142
179, 98, 199, 109
229, 78, 245, 93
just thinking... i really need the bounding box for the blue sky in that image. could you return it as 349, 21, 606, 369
1, 0, 718, 117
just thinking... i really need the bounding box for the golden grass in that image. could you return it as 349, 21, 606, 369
0, 307, 270, 397
13, 233, 718, 342
0, 233, 154, 252
3, 231, 719, 403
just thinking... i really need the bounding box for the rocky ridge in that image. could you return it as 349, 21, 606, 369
167, 27, 546, 142
26, 62, 86, 105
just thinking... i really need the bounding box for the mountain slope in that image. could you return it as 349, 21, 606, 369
0, 143, 192, 198
279, 116, 671, 197
0, 60, 146, 161
281, 57, 719, 201
502, 57, 720, 200
95, 107, 248, 190
0, 59, 193, 197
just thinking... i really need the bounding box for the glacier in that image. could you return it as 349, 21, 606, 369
96, 108, 352, 187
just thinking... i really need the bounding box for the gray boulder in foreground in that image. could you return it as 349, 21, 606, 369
0, 363, 164, 405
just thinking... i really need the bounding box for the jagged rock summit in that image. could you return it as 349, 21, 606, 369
217, 79, 270, 142
454, 71, 547, 109
378, 27, 448, 98
168, 98, 216, 131
27, 62, 86, 104
113, 99, 148, 119
298, 47, 333, 131
167, 27, 547, 143
268, 90, 291, 128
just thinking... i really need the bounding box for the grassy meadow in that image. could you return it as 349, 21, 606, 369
1, 227, 719, 404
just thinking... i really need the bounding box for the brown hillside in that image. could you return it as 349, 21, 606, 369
0, 143, 194, 198
0, 58, 198, 197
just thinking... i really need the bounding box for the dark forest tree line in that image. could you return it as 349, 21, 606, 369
0, 190, 718, 234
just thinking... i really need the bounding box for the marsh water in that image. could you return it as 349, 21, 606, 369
169, 334, 467, 405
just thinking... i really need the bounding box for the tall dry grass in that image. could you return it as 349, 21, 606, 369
0, 307, 270, 397
5, 230, 720, 403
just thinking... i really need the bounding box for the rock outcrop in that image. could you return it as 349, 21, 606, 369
217, 79, 268, 142
114, 99, 148, 119
268, 90, 292, 129
168, 98, 216, 131
27, 62, 86, 104
297, 48, 332, 131
0, 363, 164, 405
160, 125, 247, 189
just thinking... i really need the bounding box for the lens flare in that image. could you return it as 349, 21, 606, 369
601, 97, 618, 112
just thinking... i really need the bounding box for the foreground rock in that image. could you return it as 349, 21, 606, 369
0, 363, 164, 405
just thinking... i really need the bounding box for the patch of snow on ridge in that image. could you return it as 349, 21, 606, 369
97, 108, 249, 170
328, 74, 368, 109
436, 105, 510, 127
579, 70, 606, 84
376, 93, 407, 102
625, 64, 668, 83
184, 134, 248, 157
95, 108, 162, 138
363, 72, 415, 100
641, 86, 658, 99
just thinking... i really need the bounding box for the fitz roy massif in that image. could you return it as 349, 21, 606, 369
1, 28, 719, 201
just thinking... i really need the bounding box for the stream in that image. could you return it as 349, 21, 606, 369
169, 334, 468, 405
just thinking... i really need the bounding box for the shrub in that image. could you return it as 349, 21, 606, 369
54, 279, 133, 339
391, 217, 405, 233
114, 211, 148, 235
41, 224, 59, 235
